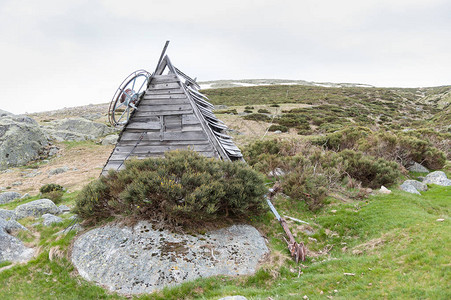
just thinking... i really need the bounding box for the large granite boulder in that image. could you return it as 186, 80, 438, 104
423, 171, 451, 186
0, 192, 21, 204
0, 112, 48, 170
72, 223, 269, 295
41, 118, 114, 141
407, 162, 429, 173
14, 199, 59, 219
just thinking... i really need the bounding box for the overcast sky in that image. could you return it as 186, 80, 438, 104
1, 0, 450, 114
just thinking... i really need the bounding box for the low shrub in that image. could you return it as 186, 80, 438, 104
339, 150, 400, 188
270, 104, 280, 107
243, 113, 271, 122
40, 184, 65, 204
268, 124, 288, 132
215, 108, 238, 115
40, 183, 64, 193
313, 126, 371, 151
245, 106, 255, 109
244, 109, 253, 113
274, 114, 308, 128
74, 151, 268, 229
258, 108, 270, 114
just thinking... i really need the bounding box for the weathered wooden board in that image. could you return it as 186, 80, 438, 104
114, 144, 214, 153
182, 114, 201, 125
143, 94, 187, 100
150, 74, 179, 84
145, 89, 185, 96
139, 98, 188, 106
133, 110, 193, 117
116, 140, 211, 147
137, 104, 192, 112
120, 131, 208, 141
147, 82, 180, 90
126, 121, 161, 130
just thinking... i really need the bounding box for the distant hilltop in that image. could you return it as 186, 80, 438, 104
199, 79, 374, 89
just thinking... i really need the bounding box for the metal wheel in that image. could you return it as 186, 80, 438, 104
108, 70, 151, 126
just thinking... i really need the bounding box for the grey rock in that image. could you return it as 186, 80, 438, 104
41, 118, 114, 142
273, 130, 282, 134
42, 213, 63, 226
5, 219, 28, 232
24, 170, 41, 178
20, 193, 30, 199
0, 192, 21, 204
0, 230, 34, 263
11, 181, 22, 186
48, 146, 59, 157
218, 297, 248, 300
58, 205, 71, 213
57, 223, 82, 235
101, 134, 119, 145
417, 176, 425, 182
423, 171, 451, 186
403, 180, 427, 192
400, 182, 421, 195
72, 223, 269, 295
48, 166, 69, 175
0, 209, 14, 220
14, 199, 59, 219
408, 162, 429, 173
0, 114, 48, 170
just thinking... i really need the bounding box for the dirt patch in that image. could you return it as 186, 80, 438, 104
352, 237, 386, 255
0, 142, 114, 195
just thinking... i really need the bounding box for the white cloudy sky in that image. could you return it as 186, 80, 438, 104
0, 0, 450, 114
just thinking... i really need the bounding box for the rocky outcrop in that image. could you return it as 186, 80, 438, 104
41, 118, 114, 142
0, 112, 48, 170
101, 134, 119, 145
0, 209, 15, 220
0, 192, 21, 204
14, 199, 59, 219
423, 171, 451, 186
72, 223, 269, 295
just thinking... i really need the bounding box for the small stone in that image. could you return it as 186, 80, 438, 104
303, 296, 309, 300
11, 181, 22, 187
308, 237, 317, 242
334, 289, 338, 293
436, 218, 445, 222
320, 291, 324, 295
101, 134, 119, 145
58, 205, 71, 214
331, 210, 337, 213
48, 166, 69, 176
407, 162, 429, 173
273, 130, 282, 134
368, 283, 372, 286
343, 273, 355, 276
42, 214, 63, 226
379, 186, 391, 194
20, 193, 30, 199
399, 182, 421, 195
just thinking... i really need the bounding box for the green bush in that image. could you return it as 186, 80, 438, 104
270, 104, 280, 107
268, 124, 288, 132
243, 113, 271, 122
74, 151, 268, 229
40, 183, 64, 193
244, 109, 253, 113
274, 114, 308, 128
313, 126, 371, 150
40, 184, 65, 204
258, 108, 270, 114
339, 150, 400, 188
245, 106, 255, 109
215, 108, 238, 115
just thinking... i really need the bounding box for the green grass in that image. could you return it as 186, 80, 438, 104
0, 184, 449, 299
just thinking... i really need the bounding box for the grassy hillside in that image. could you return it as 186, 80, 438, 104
1, 82, 450, 299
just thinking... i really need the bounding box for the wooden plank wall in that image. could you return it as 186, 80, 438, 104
102, 74, 220, 175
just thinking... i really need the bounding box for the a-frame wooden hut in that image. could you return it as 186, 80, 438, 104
101, 55, 243, 175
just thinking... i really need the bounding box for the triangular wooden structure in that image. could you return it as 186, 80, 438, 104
102, 55, 243, 175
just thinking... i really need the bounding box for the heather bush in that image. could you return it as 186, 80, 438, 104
339, 150, 400, 188
243, 113, 271, 122
74, 151, 267, 228
40, 183, 65, 204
